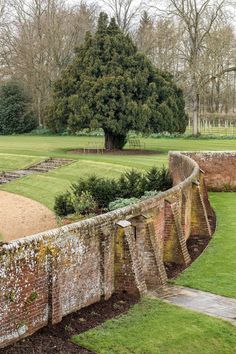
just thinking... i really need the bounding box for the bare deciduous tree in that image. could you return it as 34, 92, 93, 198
101, 0, 144, 33
153, 0, 226, 135
136, 11, 156, 56
1, 0, 97, 126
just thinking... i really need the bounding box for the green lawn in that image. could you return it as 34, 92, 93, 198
0, 155, 168, 209
1, 135, 236, 209
1, 160, 130, 209
175, 193, 236, 299
73, 297, 236, 354
0, 153, 43, 171
0, 136, 168, 209
0, 135, 236, 157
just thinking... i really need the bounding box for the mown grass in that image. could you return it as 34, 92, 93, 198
0, 157, 169, 209
0, 153, 43, 171
73, 297, 236, 354
1, 135, 236, 157
1, 160, 129, 209
0, 137, 168, 209
176, 192, 236, 299
0, 135, 236, 210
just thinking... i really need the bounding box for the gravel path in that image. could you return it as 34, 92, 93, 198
0, 191, 58, 242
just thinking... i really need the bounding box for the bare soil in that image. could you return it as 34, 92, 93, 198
1, 293, 139, 354
165, 211, 216, 280
0, 191, 58, 242
165, 236, 211, 279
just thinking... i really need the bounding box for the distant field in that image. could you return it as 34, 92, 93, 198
1, 135, 236, 209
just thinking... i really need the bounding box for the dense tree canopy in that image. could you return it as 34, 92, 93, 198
0, 81, 37, 135
46, 12, 188, 149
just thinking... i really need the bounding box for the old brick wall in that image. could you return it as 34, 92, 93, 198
184, 152, 236, 191
0, 152, 214, 348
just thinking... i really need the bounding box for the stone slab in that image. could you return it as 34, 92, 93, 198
150, 285, 236, 324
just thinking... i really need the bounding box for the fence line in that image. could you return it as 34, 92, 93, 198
187, 117, 236, 136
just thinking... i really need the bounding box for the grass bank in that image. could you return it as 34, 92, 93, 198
176, 192, 236, 299
73, 297, 236, 354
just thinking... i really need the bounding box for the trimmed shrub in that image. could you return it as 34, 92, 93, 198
145, 166, 172, 192
156, 166, 172, 191
109, 191, 161, 211
118, 169, 145, 198
54, 192, 75, 216
54, 166, 172, 216
145, 167, 160, 191
71, 175, 119, 209
74, 191, 97, 215
28, 127, 55, 136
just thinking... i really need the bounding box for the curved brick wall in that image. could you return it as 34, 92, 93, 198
0, 152, 214, 348
184, 152, 236, 191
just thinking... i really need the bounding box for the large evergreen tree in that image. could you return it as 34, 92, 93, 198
46, 12, 188, 150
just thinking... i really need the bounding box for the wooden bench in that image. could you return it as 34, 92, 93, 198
127, 137, 146, 150
83, 142, 104, 154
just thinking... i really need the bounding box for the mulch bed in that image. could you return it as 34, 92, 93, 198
1, 293, 139, 354
165, 235, 211, 279
68, 149, 162, 155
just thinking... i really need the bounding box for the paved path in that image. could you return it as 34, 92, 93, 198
149, 285, 236, 325
0, 191, 58, 242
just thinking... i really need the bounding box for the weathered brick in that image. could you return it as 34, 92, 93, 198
0, 151, 215, 348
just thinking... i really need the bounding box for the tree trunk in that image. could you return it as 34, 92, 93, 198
190, 66, 200, 136
104, 130, 127, 150
192, 92, 200, 136
210, 80, 214, 113
216, 79, 220, 113
233, 72, 236, 113
37, 93, 43, 127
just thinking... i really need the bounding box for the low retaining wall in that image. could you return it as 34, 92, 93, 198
0, 152, 214, 348
185, 152, 236, 191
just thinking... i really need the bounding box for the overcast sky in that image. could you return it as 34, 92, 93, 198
68, 0, 236, 31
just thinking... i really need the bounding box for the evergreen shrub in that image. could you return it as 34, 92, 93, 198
0, 81, 37, 135
54, 166, 172, 217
